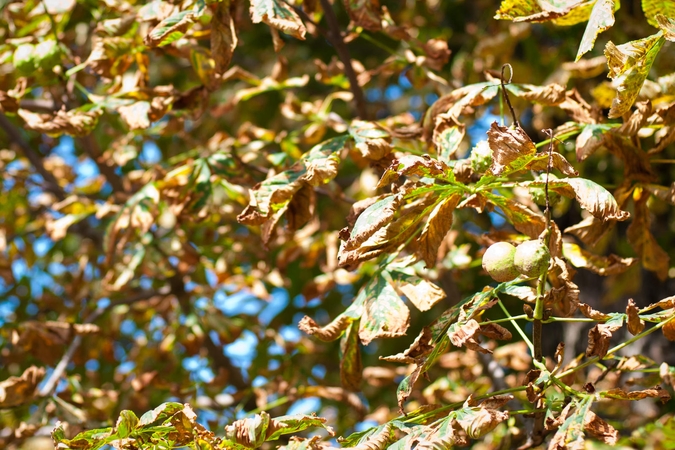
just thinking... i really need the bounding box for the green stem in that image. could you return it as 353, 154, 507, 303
497, 299, 534, 355
543, 317, 595, 323
480, 314, 529, 325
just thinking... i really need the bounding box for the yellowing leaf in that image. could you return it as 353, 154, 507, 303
601, 386, 671, 402
576, 0, 616, 61
487, 123, 536, 175
506, 82, 567, 105
416, 194, 462, 268
626, 298, 645, 335
433, 114, 466, 162
211, 0, 238, 75
144, 10, 197, 47
644, 2, 675, 28
605, 32, 665, 118
627, 190, 670, 279
349, 120, 392, 160
250, 0, 307, 40
562, 242, 637, 275
340, 321, 363, 391
387, 264, 446, 311
358, 275, 410, 345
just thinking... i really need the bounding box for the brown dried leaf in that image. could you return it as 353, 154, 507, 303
513, 83, 566, 105
395, 277, 445, 312
343, 0, 382, 32
211, 0, 238, 75
456, 407, 509, 440
584, 411, 618, 445
618, 101, 652, 136
0, 91, 19, 114
416, 194, 461, 268
500, 198, 546, 239
380, 327, 434, 364
478, 323, 512, 341
85, 36, 134, 78
377, 155, 449, 187
351, 423, 393, 450
663, 319, 675, 341
562, 242, 637, 276
627, 190, 670, 280
578, 303, 611, 321
0, 366, 45, 408
432, 114, 466, 162
626, 298, 645, 335
559, 89, 599, 124
18, 109, 100, 137
423, 38, 451, 71
601, 386, 670, 403
487, 123, 536, 175
298, 315, 353, 342
575, 125, 607, 161
586, 321, 623, 358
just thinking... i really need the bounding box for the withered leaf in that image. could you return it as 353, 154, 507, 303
250, 0, 307, 40
487, 122, 536, 175
562, 242, 637, 276
586, 320, 623, 358
627, 190, 670, 280
478, 323, 512, 341
584, 411, 618, 445
18, 108, 101, 137
340, 320, 363, 391
349, 120, 392, 160
433, 114, 466, 162
358, 275, 410, 345
0, 366, 45, 408
144, 10, 197, 47
211, 0, 238, 75
601, 386, 670, 403
380, 327, 434, 364
298, 314, 353, 342
416, 194, 462, 268
578, 303, 611, 321
575, 124, 610, 161
663, 319, 675, 341
506, 83, 566, 105
85, 36, 134, 78
605, 33, 665, 118
388, 264, 446, 312
626, 299, 645, 335
343, 0, 382, 32
377, 155, 450, 188
618, 101, 652, 136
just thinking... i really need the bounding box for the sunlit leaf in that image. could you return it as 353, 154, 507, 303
145, 10, 197, 47
250, 0, 307, 40
576, 0, 616, 61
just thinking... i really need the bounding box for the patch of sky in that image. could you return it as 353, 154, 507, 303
468, 111, 501, 145
425, 93, 439, 105
462, 220, 483, 235
366, 88, 382, 102
286, 397, 321, 416
268, 342, 285, 356
398, 71, 412, 89
141, 141, 162, 165
306, 297, 321, 308
268, 359, 280, 371
252, 375, 267, 388
410, 111, 422, 121
33, 236, 53, 257
26, 303, 39, 315
195, 296, 208, 309
116, 360, 135, 375
384, 85, 403, 101
74, 158, 99, 186
259, 288, 288, 326
139, 276, 153, 290
0, 297, 19, 325
205, 269, 217, 287
97, 298, 110, 309
280, 325, 301, 343
292, 294, 305, 308
311, 364, 326, 379
214, 289, 265, 316
224, 329, 258, 371
355, 419, 379, 433
490, 205, 507, 228
52, 136, 76, 165
410, 95, 423, 109
120, 319, 137, 335
85, 359, 100, 371
48, 262, 66, 276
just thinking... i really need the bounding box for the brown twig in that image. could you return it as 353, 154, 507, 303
317, 0, 368, 119
500, 64, 519, 128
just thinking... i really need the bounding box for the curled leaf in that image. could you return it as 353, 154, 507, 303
298, 315, 353, 342
0, 366, 45, 408
626, 298, 645, 335
250, 0, 307, 40
487, 122, 536, 175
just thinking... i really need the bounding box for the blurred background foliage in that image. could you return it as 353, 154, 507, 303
1, 0, 675, 449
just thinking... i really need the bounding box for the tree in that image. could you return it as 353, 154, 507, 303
2, 0, 675, 448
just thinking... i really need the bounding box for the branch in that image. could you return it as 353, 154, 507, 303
316, 0, 368, 119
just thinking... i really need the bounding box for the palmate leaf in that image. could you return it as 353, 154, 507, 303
605, 32, 665, 118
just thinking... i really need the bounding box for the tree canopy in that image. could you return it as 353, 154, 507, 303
2, 0, 675, 449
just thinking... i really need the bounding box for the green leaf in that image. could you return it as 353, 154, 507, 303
115, 410, 139, 439
265, 414, 333, 441
605, 32, 665, 118
340, 320, 363, 391
249, 0, 307, 39
576, 0, 616, 61
575, 124, 613, 161
433, 115, 466, 162
139, 402, 185, 426
549, 398, 593, 448
643, 0, 675, 27
145, 10, 197, 47
358, 274, 410, 345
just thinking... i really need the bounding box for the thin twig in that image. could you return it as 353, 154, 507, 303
317, 0, 368, 119
500, 64, 519, 128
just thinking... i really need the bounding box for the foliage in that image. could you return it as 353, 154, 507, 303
1, 0, 675, 449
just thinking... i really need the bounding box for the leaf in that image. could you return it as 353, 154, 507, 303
491, 197, 546, 238
575, 124, 611, 161
118, 101, 152, 130
549, 399, 592, 450
265, 414, 334, 441
211, 0, 238, 75
604, 32, 665, 118
626, 298, 645, 335
340, 320, 363, 391
348, 423, 393, 450
349, 120, 392, 160
358, 274, 410, 345
454, 405, 509, 439
505, 83, 567, 105
238, 136, 346, 226
343, 0, 382, 31
0, 366, 45, 408
298, 314, 353, 341
495, 0, 596, 24
576, 0, 616, 61
586, 315, 624, 358
387, 264, 446, 311
562, 242, 637, 275
627, 190, 670, 280
528, 177, 630, 221
416, 194, 462, 268
378, 155, 453, 187
487, 123, 536, 175
85, 36, 134, 78
643, 1, 675, 27
18, 108, 101, 137
145, 10, 197, 47
656, 14, 675, 41
380, 327, 434, 363
433, 114, 466, 162
250, 0, 307, 40
115, 410, 139, 439
600, 386, 671, 402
